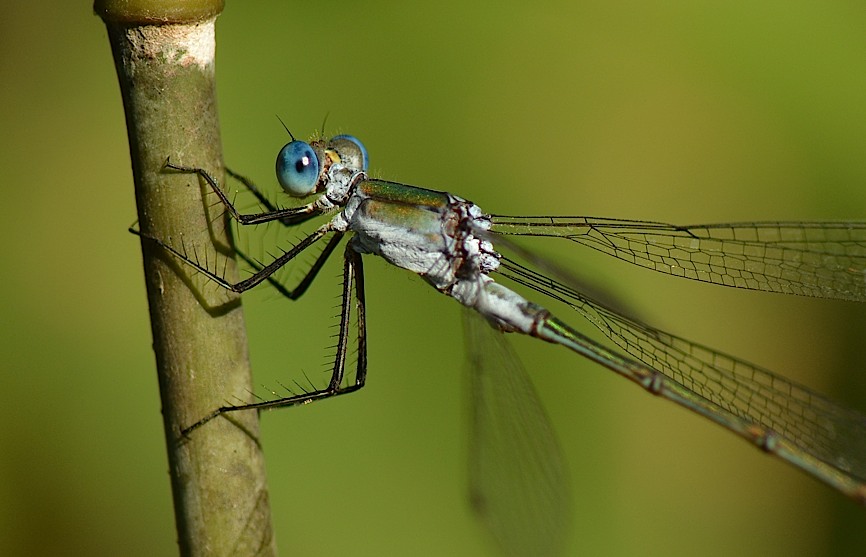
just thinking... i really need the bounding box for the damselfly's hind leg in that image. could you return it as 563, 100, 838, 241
181, 245, 368, 436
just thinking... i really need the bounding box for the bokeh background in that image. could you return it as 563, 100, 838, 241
3, 1, 866, 555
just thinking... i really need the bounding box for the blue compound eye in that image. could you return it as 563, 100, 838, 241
276, 140, 321, 196
330, 134, 369, 171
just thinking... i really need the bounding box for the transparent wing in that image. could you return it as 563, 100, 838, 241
494, 255, 866, 500
464, 309, 572, 557
491, 217, 866, 301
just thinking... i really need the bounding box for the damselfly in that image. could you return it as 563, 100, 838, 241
136, 132, 866, 556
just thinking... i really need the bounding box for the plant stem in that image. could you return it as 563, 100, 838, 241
96, 3, 277, 555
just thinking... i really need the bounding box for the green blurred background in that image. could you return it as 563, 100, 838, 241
2, 1, 866, 555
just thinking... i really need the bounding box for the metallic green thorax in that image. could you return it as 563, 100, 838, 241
345, 179, 463, 285
357, 179, 451, 209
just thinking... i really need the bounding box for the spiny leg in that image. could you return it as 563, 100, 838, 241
207, 165, 346, 299
237, 232, 345, 300
164, 160, 323, 226
351, 248, 368, 387
131, 224, 333, 294
149, 162, 365, 435
181, 244, 369, 436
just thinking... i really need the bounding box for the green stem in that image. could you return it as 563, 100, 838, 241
96, 3, 277, 555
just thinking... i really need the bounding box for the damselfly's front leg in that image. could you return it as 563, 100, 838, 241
165, 160, 324, 226
135, 161, 345, 298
